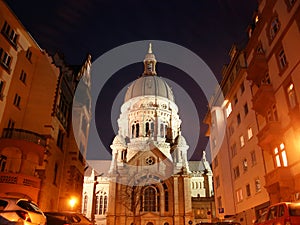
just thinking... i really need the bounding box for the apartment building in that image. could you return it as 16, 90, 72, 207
246, 0, 300, 204
0, 1, 91, 211
205, 0, 300, 224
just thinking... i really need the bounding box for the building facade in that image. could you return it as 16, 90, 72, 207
0, 1, 91, 212
246, 0, 300, 205
205, 0, 300, 224
81, 46, 215, 225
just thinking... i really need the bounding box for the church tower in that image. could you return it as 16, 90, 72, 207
107, 44, 193, 225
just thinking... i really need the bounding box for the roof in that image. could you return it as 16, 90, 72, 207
85, 160, 112, 177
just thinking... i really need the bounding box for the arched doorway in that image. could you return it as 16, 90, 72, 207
146, 222, 154, 225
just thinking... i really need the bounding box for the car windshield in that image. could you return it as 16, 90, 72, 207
289, 203, 300, 216
17, 200, 43, 214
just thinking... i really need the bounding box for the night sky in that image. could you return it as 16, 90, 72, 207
5, 0, 258, 161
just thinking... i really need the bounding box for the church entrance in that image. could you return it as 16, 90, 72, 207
146, 222, 154, 225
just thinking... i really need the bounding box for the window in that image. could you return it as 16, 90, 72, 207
233, 166, 240, 179
215, 176, 220, 188
57, 129, 64, 150
246, 184, 251, 197
234, 94, 238, 105
20, 70, 27, 84
7, 119, 15, 129
0, 155, 7, 172
26, 49, 32, 61
278, 49, 288, 70
255, 178, 261, 192
163, 183, 168, 212
226, 102, 232, 117
145, 119, 154, 137
261, 73, 271, 85
142, 186, 159, 212
251, 151, 257, 166
1, 21, 18, 46
248, 127, 253, 140
131, 122, 140, 138
95, 196, 99, 214
228, 123, 235, 136
287, 83, 297, 109
240, 135, 245, 147
267, 105, 278, 122
236, 189, 243, 202
13, 94, 21, 108
231, 143, 237, 158
53, 163, 58, 185
244, 103, 249, 115
214, 155, 218, 168
243, 159, 248, 172
237, 113, 241, 125
240, 82, 245, 94
0, 48, 12, 70
270, 16, 280, 40
0, 80, 4, 100
273, 143, 288, 167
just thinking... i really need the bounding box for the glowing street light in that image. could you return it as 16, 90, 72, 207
69, 197, 77, 211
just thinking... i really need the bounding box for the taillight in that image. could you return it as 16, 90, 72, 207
16, 210, 32, 222
285, 217, 291, 225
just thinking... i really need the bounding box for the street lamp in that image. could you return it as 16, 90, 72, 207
69, 197, 77, 211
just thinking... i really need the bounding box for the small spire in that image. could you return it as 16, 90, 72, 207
148, 43, 152, 54
143, 43, 157, 76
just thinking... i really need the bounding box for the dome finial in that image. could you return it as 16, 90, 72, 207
143, 43, 157, 76
148, 43, 152, 54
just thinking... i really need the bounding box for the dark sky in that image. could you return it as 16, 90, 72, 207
5, 0, 258, 161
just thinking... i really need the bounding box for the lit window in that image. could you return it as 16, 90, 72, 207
240, 135, 245, 147
236, 189, 243, 202
273, 143, 288, 167
248, 128, 253, 140
226, 102, 232, 117
287, 83, 297, 108
255, 178, 261, 192
243, 159, 248, 172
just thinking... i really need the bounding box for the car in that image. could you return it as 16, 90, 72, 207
254, 202, 300, 225
0, 197, 46, 225
44, 212, 93, 225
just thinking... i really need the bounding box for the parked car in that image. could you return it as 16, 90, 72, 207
0, 197, 46, 225
254, 202, 300, 225
44, 212, 93, 225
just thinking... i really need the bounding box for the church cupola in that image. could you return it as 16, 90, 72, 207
143, 43, 157, 76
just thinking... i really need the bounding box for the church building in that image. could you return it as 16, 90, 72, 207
82, 45, 214, 225
107, 44, 193, 225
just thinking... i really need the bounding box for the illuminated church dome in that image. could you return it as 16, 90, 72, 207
124, 43, 175, 102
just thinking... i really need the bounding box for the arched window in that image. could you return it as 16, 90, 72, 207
95, 196, 99, 214
141, 186, 159, 212
145, 119, 154, 137
99, 196, 103, 214
131, 122, 140, 138
103, 196, 108, 214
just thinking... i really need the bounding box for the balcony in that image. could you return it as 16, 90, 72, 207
264, 167, 294, 201
1, 129, 47, 164
2, 128, 47, 146
257, 121, 282, 150
0, 172, 41, 201
247, 52, 268, 86
252, 84, 275, 115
